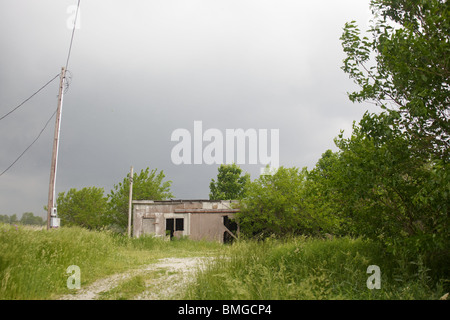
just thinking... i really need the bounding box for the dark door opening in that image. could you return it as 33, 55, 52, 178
223, 215, 238, 244
166, 218, 184, 239
166, 218, 174, 239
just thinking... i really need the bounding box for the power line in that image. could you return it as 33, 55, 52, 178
0, 108, 57, 177
65, 0, 81, 71
0, 1, 81, 179
0, 74, 60, 122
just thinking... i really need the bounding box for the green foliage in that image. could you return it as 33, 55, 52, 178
19, 212, 45, 226
56, 187, 109, 230
338, 0, 449, 282
305, 115, 449, 282
303, 150, 345, 235
0, 214, 18, 225
52, 166, 173, 233
341, 0, 449, 160
107, 167, 173, 232
209, 163, 250, 200
237, 167, 339, 238
0, 213, 44, 226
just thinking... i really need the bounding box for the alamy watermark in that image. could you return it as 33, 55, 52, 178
66, 265, 81, 289
170, 121, 279, 174
366, 265, 381, 289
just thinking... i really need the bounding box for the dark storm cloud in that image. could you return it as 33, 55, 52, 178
0, 0, 377, 217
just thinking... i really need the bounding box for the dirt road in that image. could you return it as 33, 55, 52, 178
58, 257, 208, 300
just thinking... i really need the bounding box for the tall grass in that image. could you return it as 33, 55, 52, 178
184, 236, 446, 300
0, 224, 117, 299
2, 224, 445, 300
0, 224, 221, 300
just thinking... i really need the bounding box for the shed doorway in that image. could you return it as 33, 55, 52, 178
165, 218, 184, 239
223, 215, 238, 244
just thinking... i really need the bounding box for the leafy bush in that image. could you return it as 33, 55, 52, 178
237, 167, 340, 238
56, 187, 109, 229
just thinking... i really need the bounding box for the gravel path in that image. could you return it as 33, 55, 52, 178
58, 257, 209, 300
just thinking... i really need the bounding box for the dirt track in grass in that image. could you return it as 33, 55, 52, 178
58, 257, 209, 300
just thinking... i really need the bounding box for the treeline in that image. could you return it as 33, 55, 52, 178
2, 170, 173, 231
54, 167, 173, 233
0, 212, 45, 226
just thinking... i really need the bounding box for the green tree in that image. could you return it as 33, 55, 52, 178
0, 215, 10, 224
339, 0, 449, 278
309, 116, 449, 279
341, 0, 449, 160
20, 212, 44, 226
237, 167, 338, 238
56, 187, 109, 230
107, 167, 173, 232
9, 214, 18, 225
304, 150, 345, 235
209, 163, 250, 200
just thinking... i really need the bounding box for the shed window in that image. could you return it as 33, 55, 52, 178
175, 218, 184, 231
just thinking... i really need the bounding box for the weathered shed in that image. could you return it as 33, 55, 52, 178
132, 199, 239, 243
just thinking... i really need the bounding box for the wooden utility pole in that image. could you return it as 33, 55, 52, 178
127, 166, 134, 237
47, 67, 66, 230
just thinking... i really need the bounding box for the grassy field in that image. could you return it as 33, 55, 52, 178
184, 236, 447, 300
0, 223, 447, 300
0, 223, 220, 299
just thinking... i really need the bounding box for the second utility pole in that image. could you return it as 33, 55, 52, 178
47, 67, 66, 230
128, 166, 134, 237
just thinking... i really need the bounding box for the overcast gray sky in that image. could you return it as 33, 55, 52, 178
0, 0, 379, 219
